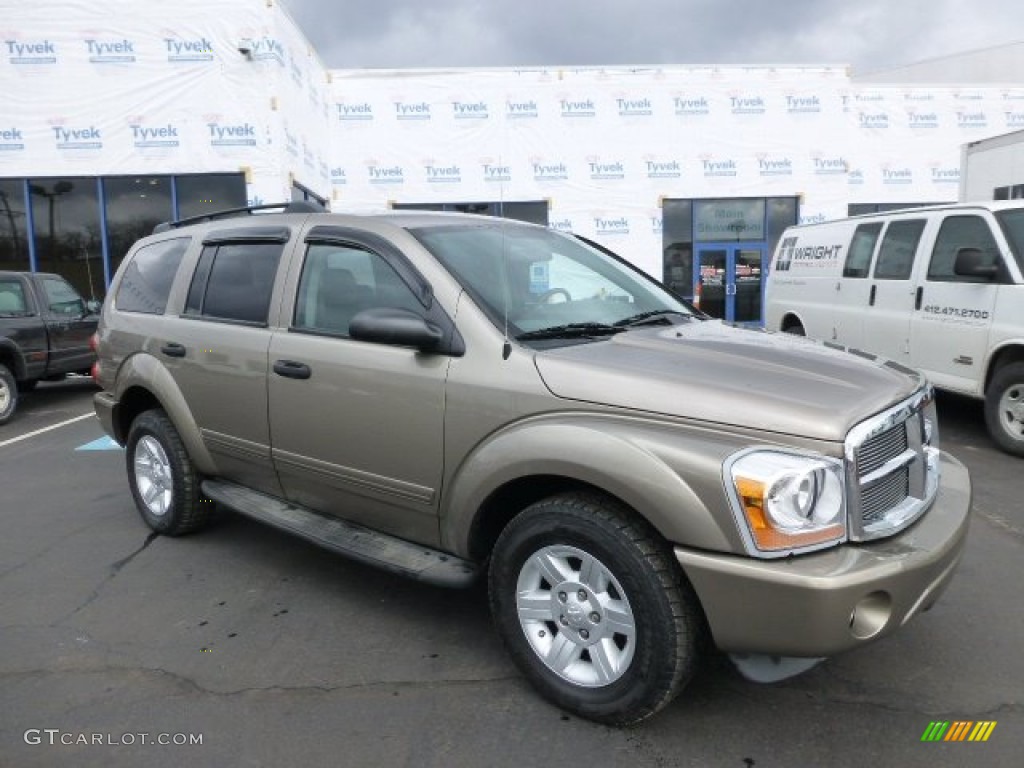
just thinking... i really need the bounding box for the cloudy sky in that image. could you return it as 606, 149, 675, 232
280, 0, 1022, 75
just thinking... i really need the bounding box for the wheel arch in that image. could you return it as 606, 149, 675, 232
441, 418, 740, 562
0, 338, 28, 380
984, 343, 1024, 394
111, 353, 217, 474
780, 312, 805, 333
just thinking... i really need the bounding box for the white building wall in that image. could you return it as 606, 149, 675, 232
0, 0, 330, 206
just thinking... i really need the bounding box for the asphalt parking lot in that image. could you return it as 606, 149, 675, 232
1, 378, 1021, 767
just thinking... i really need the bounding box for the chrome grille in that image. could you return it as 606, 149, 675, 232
844, 387, 940, 541
861, 466, 910, 523
856, 423, 908, 476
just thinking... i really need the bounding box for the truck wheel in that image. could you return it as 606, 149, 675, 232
489, 492, 701, 726
0, 364, 17, 425
985, 362, 1024, 457
125, 409, 213, 535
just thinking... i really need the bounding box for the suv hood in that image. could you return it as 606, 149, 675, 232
532, 321, 923, 443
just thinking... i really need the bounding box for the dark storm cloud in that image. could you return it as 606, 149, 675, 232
280, 0, 1023, 74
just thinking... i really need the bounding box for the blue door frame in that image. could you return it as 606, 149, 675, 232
693, 242, 766, 325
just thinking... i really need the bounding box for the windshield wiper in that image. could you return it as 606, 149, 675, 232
515, 323, 626, 341
613, 310, 693, 327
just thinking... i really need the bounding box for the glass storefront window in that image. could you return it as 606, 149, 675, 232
694, 199, 766, 242
661, 199, 693, 299
766, 197, 799, 264
103, 176, 173, 277
0, 179, 30, 272
175, 173, 247, 220
28, 177, 103, 301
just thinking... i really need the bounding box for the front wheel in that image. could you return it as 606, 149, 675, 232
125, 409, 213, 535
489, 493, 702, 726
0, 364, 17, 425
985, 362, 1024, 457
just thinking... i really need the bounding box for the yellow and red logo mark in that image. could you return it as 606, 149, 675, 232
921, 721, 997, 742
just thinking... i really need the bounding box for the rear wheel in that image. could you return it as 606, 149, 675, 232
0, 364, 17, 425
125, 409, 213, 535
985, 362, 1024, 457
783, 321, 805, 336
489, 492, 701, 726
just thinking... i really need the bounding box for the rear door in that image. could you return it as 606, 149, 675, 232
155, 226, 292, 495
909, 212, 1001, 394
861, 218, 928, 364
832, 222, 883, 349
35, 274, 95, 372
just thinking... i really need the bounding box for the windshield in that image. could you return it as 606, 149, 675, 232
411, 223, 697, 343
996, 209, 1024, 275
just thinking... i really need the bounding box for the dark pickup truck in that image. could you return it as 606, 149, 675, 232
0, 271, 100, 424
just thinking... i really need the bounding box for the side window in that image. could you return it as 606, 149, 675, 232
115, 238, 190, 314
873, 220, 925, 280
843, 222, 883, 278
41, 277, 85, 316
184, 242, 283, 324
927, 215, 1001, 282
0, 279, 29, 314
294, 243, 422, 336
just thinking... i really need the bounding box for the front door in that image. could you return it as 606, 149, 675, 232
694, 244, 766, 324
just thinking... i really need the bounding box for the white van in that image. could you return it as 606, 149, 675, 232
765, 201, 1024, 456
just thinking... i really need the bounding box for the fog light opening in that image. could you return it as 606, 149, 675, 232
849, 591, 892, 640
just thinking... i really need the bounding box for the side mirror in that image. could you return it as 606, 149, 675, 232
348, 308, 444, 352
953, 247, 1000, 280
85, 299, 102, 315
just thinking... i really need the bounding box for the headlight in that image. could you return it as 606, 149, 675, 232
727, 450, 846, 557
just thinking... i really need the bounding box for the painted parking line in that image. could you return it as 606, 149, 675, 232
76, 435, 122, 451
0, 413, 96, 449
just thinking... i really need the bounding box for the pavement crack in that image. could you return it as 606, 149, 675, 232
57, 532, 160, 621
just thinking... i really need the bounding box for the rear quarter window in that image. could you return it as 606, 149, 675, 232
115, 238, 190, 314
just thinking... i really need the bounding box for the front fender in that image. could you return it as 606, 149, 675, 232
440, 413, 751, 558
114, 352, 217, 475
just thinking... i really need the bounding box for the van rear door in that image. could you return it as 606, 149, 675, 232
861, 218, 929, 363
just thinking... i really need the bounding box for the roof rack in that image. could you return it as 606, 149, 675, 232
152, 200, 325, 234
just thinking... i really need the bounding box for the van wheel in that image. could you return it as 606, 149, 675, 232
125, 409, 213, 535
985, 362, 1024, 457
488, 493, 701, 726
783, 321, 805, 336
0, 364, 17, 425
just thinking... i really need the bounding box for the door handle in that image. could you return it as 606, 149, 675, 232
273, 360, 312, 380
915, 286, 923, 310
869, 285, 876, 306
160, 342, 186, 358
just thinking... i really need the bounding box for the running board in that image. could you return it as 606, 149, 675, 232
201, 479, 478, 588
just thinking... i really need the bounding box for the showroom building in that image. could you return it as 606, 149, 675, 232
2, 0, 1022, 324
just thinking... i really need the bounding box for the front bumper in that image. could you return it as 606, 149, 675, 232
676, 451, 971, 657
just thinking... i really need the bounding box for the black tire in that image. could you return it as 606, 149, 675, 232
783, 321, 805, 336
0, 364, 17, 425
16, 378, 39, 393
489, 492, 701, 726
984, 362, 1024, 457
125, 409, 213, 535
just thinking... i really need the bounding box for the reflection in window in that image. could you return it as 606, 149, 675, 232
175, 174, 247, 220
29, 178, 103, 301
873, 220, 925, 280
392, 200, 549, 225
662, 199, 693, 300
104, 177, 173, 277
0, 179, 29, 272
